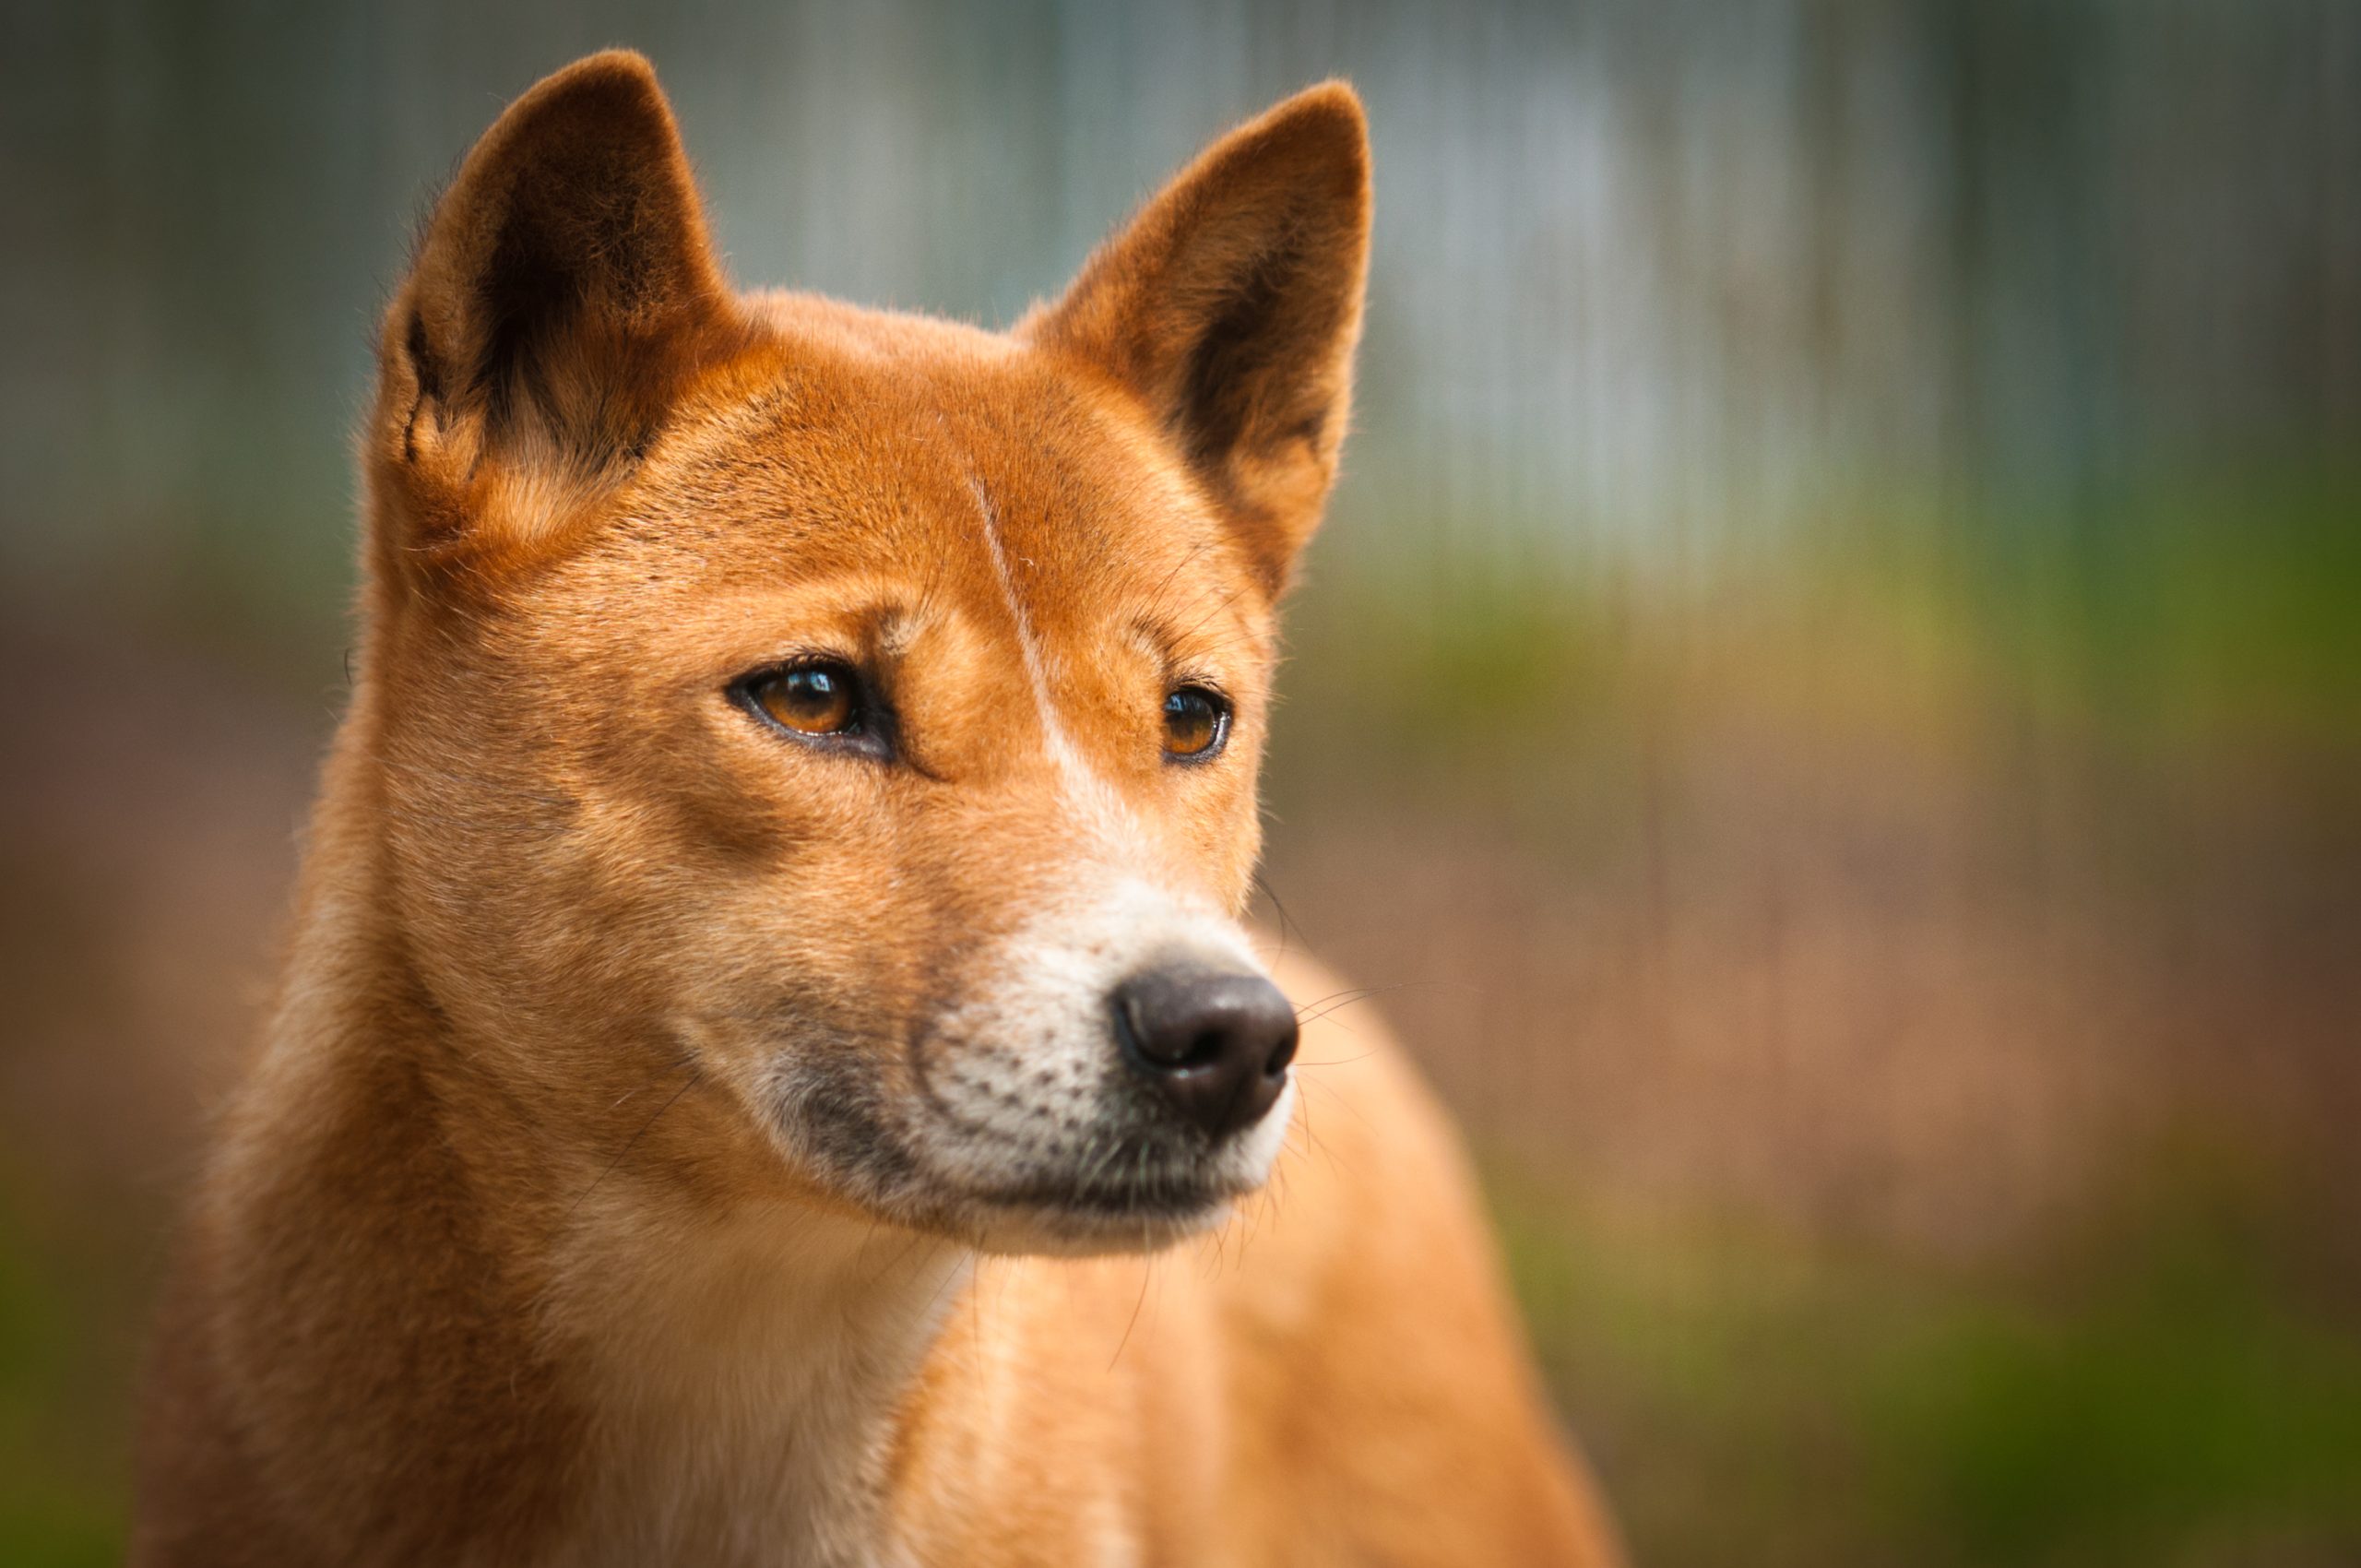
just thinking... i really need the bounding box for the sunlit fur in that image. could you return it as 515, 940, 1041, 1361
132, 51, 1622, 1566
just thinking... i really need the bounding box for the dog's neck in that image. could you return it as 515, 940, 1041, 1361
541, 1185, 971, 1568
418, 1024, 973, 1566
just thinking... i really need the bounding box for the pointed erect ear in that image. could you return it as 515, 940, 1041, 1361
1026, 84, 1371, 596
373, 51, 738, 562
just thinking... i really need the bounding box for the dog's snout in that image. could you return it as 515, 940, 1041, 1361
1112, 965, 1298, 1140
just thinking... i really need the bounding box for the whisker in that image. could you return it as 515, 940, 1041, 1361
1251, 870, 1303, 957
1109, 1254, 1156, 1372
1291, 979, 1477, 1029
565, 1066, 702, 1224
1295, 1072, 1377, 1144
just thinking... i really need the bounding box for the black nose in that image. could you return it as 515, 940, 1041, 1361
1112, 965, 1299, 1141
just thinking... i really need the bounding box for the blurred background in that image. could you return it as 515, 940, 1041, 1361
3, 1, 2356, 1562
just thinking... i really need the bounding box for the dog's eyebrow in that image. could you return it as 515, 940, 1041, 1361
876, 604, 925, 659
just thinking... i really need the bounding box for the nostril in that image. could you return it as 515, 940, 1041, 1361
1180, 1029, 1229, 1072
1261, 1026, 1298, 1079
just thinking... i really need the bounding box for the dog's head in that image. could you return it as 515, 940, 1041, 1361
355, 53, 1368, 1253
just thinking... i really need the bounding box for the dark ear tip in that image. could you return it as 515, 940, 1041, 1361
1251, 80, 1370, 164
410, 48, 697, 306
525, 48, 663, 101
497, 49, 673, 140
1278, 79, 1367, 131
1209, 81, 1370, 213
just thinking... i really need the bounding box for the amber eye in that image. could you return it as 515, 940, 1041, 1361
1162, 685, 1229, 761
742, 661, 863, 738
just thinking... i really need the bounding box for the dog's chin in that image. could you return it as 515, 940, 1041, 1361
955, 1183, 1242, 1258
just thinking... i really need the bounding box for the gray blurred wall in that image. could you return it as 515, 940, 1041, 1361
2, 0, 2354, 650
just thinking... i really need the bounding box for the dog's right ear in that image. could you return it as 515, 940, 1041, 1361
370, 51, 738, 573
1024, 85, 1370, 599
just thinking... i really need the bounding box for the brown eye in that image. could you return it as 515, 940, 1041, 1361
1162, 686, 1229, 761
743, 662, 862, 737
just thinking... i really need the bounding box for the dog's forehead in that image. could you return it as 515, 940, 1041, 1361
622, 312, 1252, 629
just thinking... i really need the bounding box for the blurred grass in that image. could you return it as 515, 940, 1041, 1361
1285, 469, 2361, 767
1491, 1149, 2361, 1567
0, 1177, 132, 1568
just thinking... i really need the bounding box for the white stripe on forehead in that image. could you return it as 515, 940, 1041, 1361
966, 477, 1145, 849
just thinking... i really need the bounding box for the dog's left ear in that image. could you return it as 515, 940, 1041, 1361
371, 51, 740, 572
1026, 84, 1371, 596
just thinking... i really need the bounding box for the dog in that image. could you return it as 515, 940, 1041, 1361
131, 51, 1621, 1566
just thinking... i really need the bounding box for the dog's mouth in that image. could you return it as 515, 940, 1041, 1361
946, 1164, 1250, 1253
923, 1068, 1299, 1254
974, 1157, 1247, 1220
832, 1091, 1295, 1256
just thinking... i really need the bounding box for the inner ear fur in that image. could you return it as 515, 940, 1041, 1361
1026, 83, 1372, 596
373, 51, 740, 564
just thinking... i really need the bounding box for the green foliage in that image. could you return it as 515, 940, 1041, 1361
1491, 1162, 2361, 1568
1273, 469, 2361, 826
0, 1193, 128, 1568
